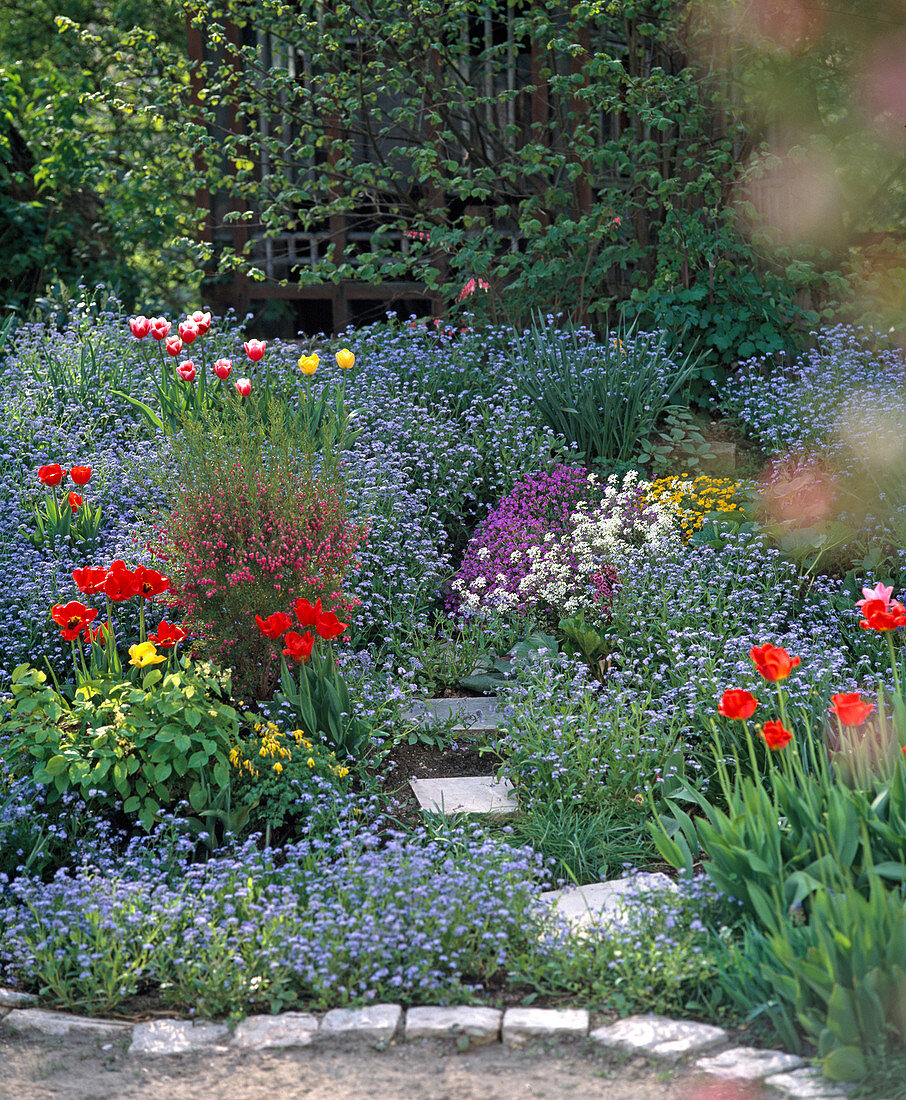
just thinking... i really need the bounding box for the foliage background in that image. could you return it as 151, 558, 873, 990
0, 0, 200, 315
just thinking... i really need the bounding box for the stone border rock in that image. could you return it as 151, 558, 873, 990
0, 995, 846, 1097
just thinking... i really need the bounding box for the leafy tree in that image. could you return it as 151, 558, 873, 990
127, 0, 822, 371
0, 0, 199, 315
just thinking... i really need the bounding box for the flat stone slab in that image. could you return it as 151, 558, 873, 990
502, 1008, 589, 1049
403, 696, 501, 730
541, 874, 677, 931
765, 1067, 852, 1098
590, 1014, 728, 1061
405, 1006, 501, 1046
697, 1046, 805, 1080
231, 1012, 319, 1050
1, 1008, 129, 1039
0, 988, 37, 1008
409, 776, 516, 816
129, 1018, 229, 1056
321, 1004, 401, 1045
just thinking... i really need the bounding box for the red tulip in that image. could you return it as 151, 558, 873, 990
38, 464, 64, 487
149, 317, 171, 340
234, 378, 252, 397
243, 339, 266, 362
103, 562, 141, 602
293, 596, 347, 640
718, 689, 758, 720
84, 622, 109, 645
256, 611, 293, 639
177, 360, 196, 383
294, 597, 323, 628
859, 598, 906, 632
72, 566, 108, 595
165, 335, 183, 358
129, 316, 151, 339
178, 319, 199, 345
134, 565, 170, 599
68, 492, 82, 513
213, 358, 232, 380
148, 620, 186, 649
760, 720, 794, 750
283, 630, 315, 663
51, 601, 98, 641
830, 693, 874, 727
315, 610, 347, 640
69, 465, 91, 486
190, 310, 212, 335
750, 643, 800, 682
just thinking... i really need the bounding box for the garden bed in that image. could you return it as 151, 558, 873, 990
0, 302, 904, 1095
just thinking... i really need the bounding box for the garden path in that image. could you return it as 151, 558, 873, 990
0, 1029, 740, 1100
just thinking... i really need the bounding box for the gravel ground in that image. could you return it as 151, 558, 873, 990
0, 1030, 768, 1100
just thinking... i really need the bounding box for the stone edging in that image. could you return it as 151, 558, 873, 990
0, 992, 848, 1099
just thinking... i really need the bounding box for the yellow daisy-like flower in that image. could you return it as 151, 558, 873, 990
335, 348, 355, 370
129, 641, 165, 668
298, 353, 319, 375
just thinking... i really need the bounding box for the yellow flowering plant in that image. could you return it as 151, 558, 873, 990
645, 475, 747, 543
230, 719, 353, 846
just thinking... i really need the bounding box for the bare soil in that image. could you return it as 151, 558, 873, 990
0, 1030, 769, 1100
378, 741, 499, 822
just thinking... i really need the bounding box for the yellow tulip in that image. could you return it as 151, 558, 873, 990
298, 354, 319, 375
335, 348, 355, 370
129, 642, 165, 668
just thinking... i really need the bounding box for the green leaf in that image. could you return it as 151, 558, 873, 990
44, 754, 68, 776
822, 1045, 866, 1082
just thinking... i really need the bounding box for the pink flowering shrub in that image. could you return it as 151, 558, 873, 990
155, 403, 367, 697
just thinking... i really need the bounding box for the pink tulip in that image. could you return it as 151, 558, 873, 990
165, 335, 184, 357
149, 317, 171, 340
857, 582, 894, 611
235, 377, 252, 396
129, 316, 151, 339
243, 339, 266, 362
190, 310, 212, 335
178, 319, 199, 345
213, 358, 232, 380
177, 360, 196, 383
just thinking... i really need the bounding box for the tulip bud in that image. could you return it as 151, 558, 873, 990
190, 310, 212, 335
69, 465, 92, 486
165, 335, 184, 357
243, 339, 266, 362
177, 360, 197, 383
213, 358, 232, 380
178, 319, 199, 345
235, 377, 252, 396
149, 317, 171, 340
298, 354, 319, 375
129, 316, 151, 339
335, 349, 355, 370
68, 492, 82, 513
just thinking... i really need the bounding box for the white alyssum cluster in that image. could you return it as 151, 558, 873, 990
517, 470, 681, 616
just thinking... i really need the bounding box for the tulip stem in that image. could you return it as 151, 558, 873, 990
888, 633, 901, 697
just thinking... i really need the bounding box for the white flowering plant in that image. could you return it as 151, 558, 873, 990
516, 470, 682, 622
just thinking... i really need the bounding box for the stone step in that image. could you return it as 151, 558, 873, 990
540, 874, 677, 932
402, 696, 501, 731
409, 775, 516, 816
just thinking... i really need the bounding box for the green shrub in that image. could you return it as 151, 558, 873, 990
3, 660, 240, 829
